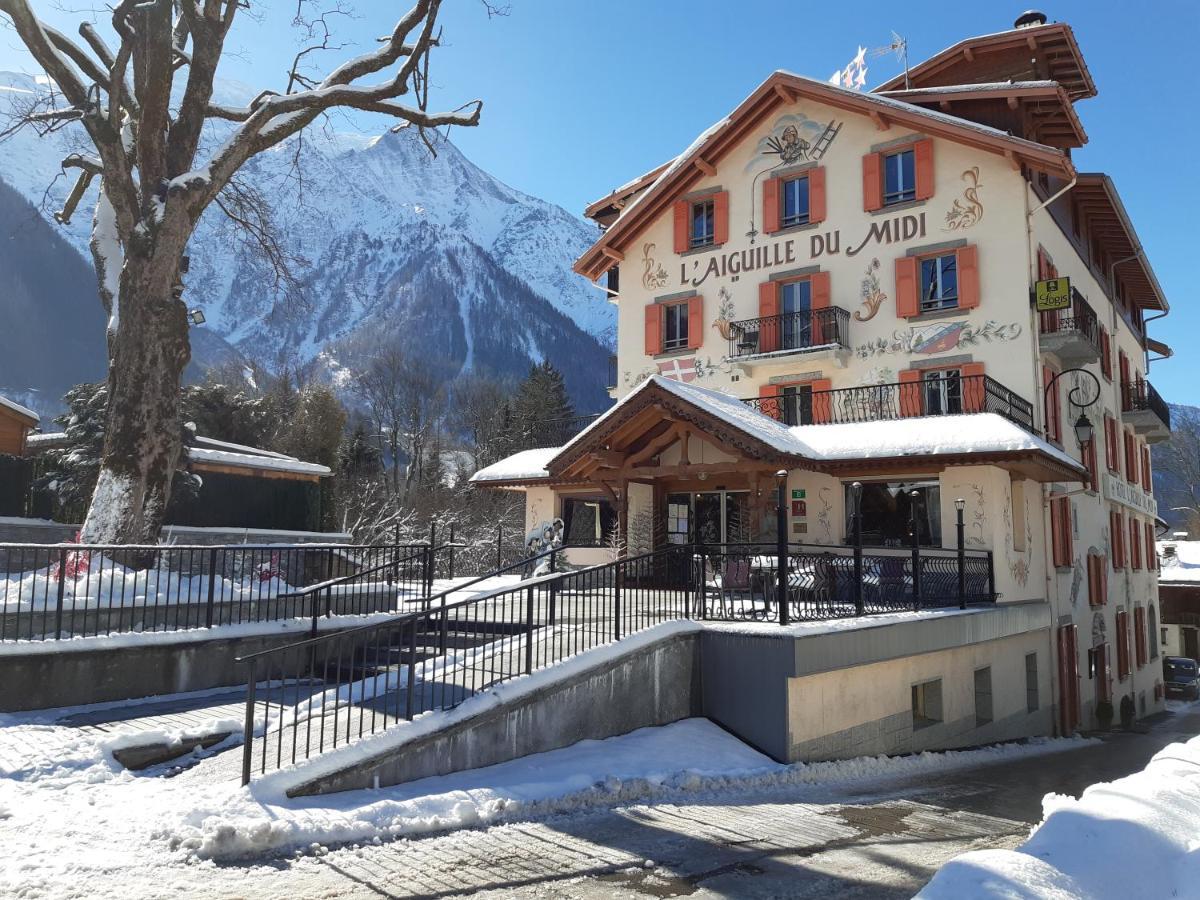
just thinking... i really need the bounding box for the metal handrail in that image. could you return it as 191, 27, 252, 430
727, 307, 850, 358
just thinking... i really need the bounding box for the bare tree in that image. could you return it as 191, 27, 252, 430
0, 1, 481, 542
1155, 406, 1200, 535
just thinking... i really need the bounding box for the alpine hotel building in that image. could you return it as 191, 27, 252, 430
474, 13, 1171, 741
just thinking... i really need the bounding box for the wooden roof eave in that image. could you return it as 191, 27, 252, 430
1074, 174, 1169, 313
574, 73, 1075, 281
816, 449, 1086, 484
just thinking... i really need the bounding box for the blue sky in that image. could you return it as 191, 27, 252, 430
2, 1, 1196, 401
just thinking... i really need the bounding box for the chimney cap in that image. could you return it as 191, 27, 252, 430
1014, 10, 1048, 28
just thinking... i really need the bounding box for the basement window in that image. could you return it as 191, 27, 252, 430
912, 678, 943, 730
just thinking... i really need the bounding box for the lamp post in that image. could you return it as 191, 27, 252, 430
849, 481, 864, 616
1042, 367, 1101, 447
955, 497, 967, 610
776, 470, 790, 626
909, 489, 922, 611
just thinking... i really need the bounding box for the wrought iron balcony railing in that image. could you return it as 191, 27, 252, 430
727, 307, 850, 359
1122, 379, 1171, 429
743, 374, 1036, 433
1040, 290, 1100, 350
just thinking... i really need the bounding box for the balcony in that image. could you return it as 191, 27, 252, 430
1122, 379, 1171, 443
743, 374, 1036, 434
726, 307, 852, 370
1038, 290, 1100, 365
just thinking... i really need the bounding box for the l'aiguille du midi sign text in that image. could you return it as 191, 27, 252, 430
681, 212, 927, 287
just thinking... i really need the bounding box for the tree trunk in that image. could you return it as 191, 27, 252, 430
80, 251, 191, 544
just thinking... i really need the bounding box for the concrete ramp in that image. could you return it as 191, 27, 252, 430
287, 627, 703, 797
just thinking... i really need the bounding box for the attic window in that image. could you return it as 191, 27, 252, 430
691, 198, 716, 248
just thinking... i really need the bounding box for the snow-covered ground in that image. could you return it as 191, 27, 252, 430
920, 701, 1200, 899
0, 694, 1091, 897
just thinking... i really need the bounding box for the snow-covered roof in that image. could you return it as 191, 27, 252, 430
786, 413, 1082, 471
192, 435, 297, 461
187, 446, 331, 477
474, 376, 1084, 486
26, 431, 66, 448
470, 448, 559, 484
0, 394, 38, 424
877, 80, 1060, 96
1157, 541, 1200, 584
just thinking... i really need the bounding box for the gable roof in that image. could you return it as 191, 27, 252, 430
873, 22, 1096, 101
0, 395, 39, 426
574, 70, 1075, 281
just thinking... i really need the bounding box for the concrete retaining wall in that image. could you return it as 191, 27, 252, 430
290, 631, 704, 796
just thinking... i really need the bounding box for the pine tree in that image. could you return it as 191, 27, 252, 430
509, 362, 576, 448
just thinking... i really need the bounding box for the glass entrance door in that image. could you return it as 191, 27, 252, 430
693, 491, 750, 544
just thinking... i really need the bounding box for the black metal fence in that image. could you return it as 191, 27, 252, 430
0, 542, 438, 642
727, 307, 851, 358
1041, 290, 1100, 350
743, 374, 1036, 433
1123, 379, 1171, 429
236, 540, 994, 783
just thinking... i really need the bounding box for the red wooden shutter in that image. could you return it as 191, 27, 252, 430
1130, 517, 1141, 570
1104, 415, 1117, 472
895, 256, 919, 317
762, 178, 780, 235
808, 167, 827, 224
1082, 439, 1098, 492
686, 295, 704, 350
1124, 431, 1137, 485
1043, 366, 1061, 443
1100, 328, 1112, 380
758, 383, 781, 421
1050, 498, 1066, 568
862, 152, 883, 211
1088, 553, 1106, 606
914, 139, 935, 200
713, 190, 729, 245
899, 369, 922, 417
644, 304, 661, 356
961, 362, 986, 413
1141, 444, 1152, 491
1146, 522, 1157, 571
1119, 351, 1131, 410
956, 245, 980, 310
758, 281, 780, 353
1116, 612, 1130, 680
1135, 607, 1147, 668
810, 378, 832, 424
673, 200, 690, 254
810, 271, 831, 345
1058, 625, 1081, 733
1112, 510, 1125, 569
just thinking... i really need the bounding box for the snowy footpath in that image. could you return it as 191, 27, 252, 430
0, 689, 1091, 899
920, 712, 1200, 900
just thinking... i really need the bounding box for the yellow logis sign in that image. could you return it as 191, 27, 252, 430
1034, 276, 1071, 312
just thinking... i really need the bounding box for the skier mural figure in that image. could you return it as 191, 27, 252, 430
525, 518, 565, 577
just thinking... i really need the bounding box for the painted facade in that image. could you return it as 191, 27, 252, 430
474, 15, 1171, 740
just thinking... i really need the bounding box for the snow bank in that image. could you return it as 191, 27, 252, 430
918, 733, 1200, 899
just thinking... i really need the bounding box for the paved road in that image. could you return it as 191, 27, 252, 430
181, 705, 1199, 900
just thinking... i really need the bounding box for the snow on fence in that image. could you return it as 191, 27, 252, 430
0, 542, 436, 641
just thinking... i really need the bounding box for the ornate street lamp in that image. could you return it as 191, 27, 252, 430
1043, 367, 1101, 447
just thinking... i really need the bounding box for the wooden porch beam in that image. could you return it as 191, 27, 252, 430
627, 423, 685, 467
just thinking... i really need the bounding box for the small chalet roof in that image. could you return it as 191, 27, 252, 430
877, 80, 1087, 149
1072, 174, 1169, 313
575, 70, 1075, 281
1158, 542, 1200, 584
873, 21, 1097, 101
0, 394, 39, 426
473, 376, 1086, 487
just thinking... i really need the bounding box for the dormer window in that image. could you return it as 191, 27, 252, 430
884, 148, 916, 205
691, 198, 715, 248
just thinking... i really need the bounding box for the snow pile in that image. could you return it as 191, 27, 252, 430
1157, 540, 1200, 583
918, 733, 1200, 899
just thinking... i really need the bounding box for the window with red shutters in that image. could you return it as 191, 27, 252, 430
1100, 328, 1112, 380
1087, 552, 1108, 606
1134, 606, 1147, 668
1111, 509, 1125, 569
1050, 496, 1073, 568
1130, 517, 1142, 570
1081, 438, 1099, 492
1125, 430, 1138, 485
1043, 366, 1062, 444
1104, 415, 1119, 474
1116, 611, 1131, 680
895, 256, 919, 318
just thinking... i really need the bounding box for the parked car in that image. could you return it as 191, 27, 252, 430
1163, 656, 1200, 701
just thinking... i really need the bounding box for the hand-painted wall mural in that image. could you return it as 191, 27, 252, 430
1002, 484, 1033, 588
854, 258, 888, 322
855, 320, 1023, 359
641, 242, 669, 290
941, 167, 984, 232
711, 286, 737, 340
967, 482, 986, 547
623, 354, 732, 388
816, 486, 834, 544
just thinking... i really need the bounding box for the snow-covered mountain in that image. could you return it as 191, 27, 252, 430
0, 72, 614, 412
